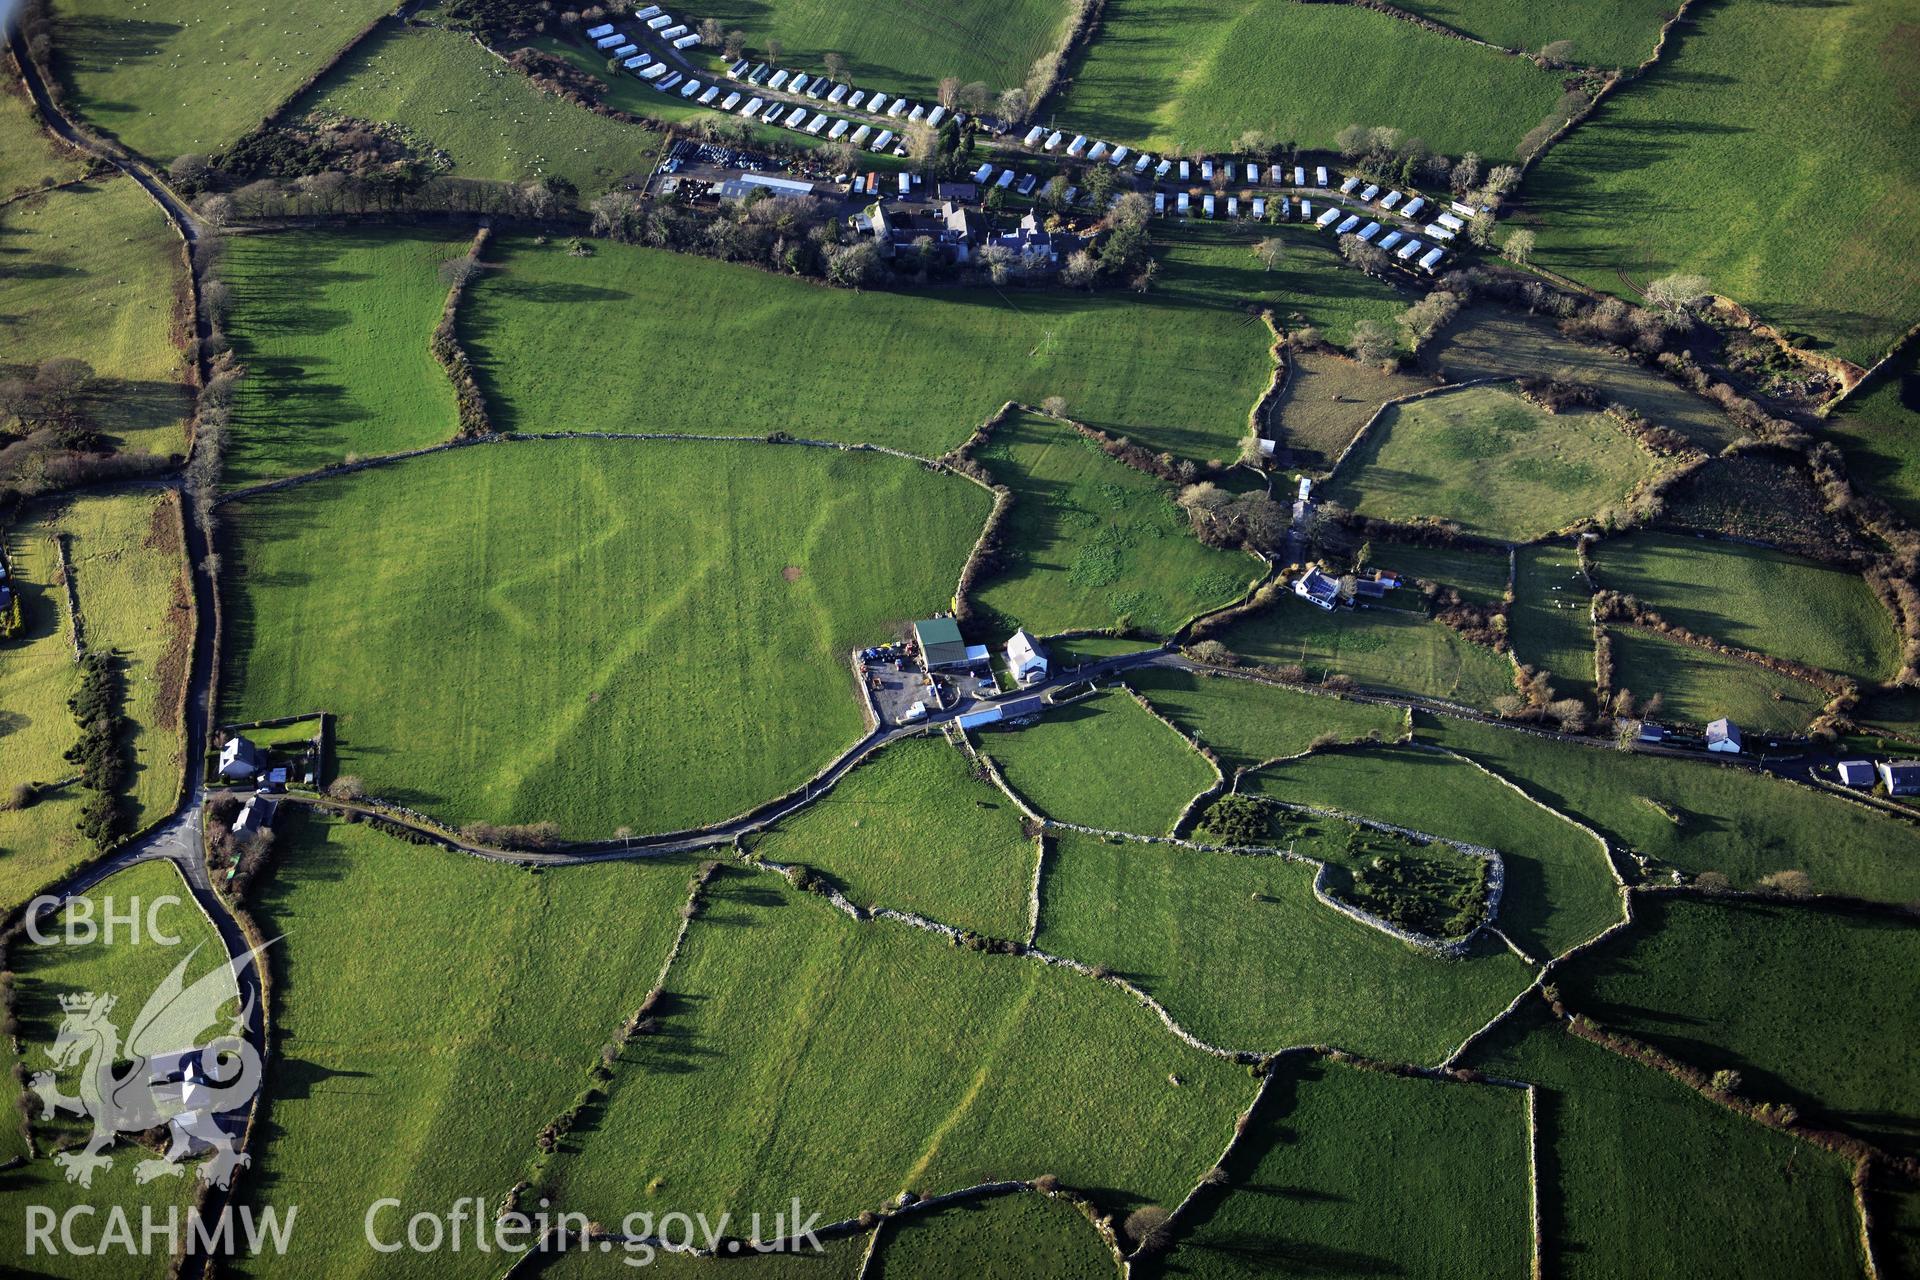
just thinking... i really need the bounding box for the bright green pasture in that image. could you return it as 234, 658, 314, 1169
1561, 893, 1920, 1157
1465, 1006, 1865, 1280
0, 80, 87, 196
1520, 0, 1920, 366
458, 231, 1278, 464
1051, 0, 1564, 156
229, 810, 701, 1280
1423, 306, 1738, 451
547, 870, 1251, 1223
1419, 714, 1920, 900
970, 411, 1258, 636
50, 0, 393, 161
875, 1190, 1118, 1280
222, 227, 467, 486
300, 24, 667, 194
1373, 540, 1509, 605
692, 0, 1075, 102
1035, 833, 1532, 1060
1827, 350, 1920, 523
750, 735, 1035, 937
1244, 743, 1621, 958
1325, 383, 1660, 541
1591, 531, 1897, 682
0, 178, 190, 454
1606, 626, 1824, 733
1151, 1056, 1531, 1278
1158, 222, 1410, 353
1510, 542, 1594, 698
218, 439, 989, 838
1213, 598, 1515, 709
1127, 668, 1404, 773
1392, 0, 1673, 65
976, 689, 1217, 834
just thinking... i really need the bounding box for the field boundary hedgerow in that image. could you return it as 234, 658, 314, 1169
431, 225, 494, 437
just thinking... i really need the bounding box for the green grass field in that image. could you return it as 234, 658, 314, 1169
692, 0, 1074, 102
1464, 1006, 1864, 1279
1826, 350, 1920, 523
976, 689, 1217, 834
1606, 625, 1824, 734
1213, 598, 1516, 709
1127, 668, 1405, 773
0, 80, 87, 197
1036, 832, 1533, 1060
1052, 0, 1565, 156
298, 24, 667, 195
1510, 542, 1595, 698
0, 178, 189, 454
1561, 894, 1920, 1157
1420, 714, 1920, 900
49, 0, 392, 161
1150, 1057, 1531, 1279
970, 411, 1258, 637
1373, 541, 1510, 606
1423, 307, 1740, 451
0, 858, 231, 1276
1392, 0, 1673, 66
0, 491, 192, 911
875, 1190, 1117, 1280
1326, 383, 1660, 541
1271, 347, 1431, 472
1520, 0, 1920, 366
229, 809, 702, 1280
219, 439, 988, 838
222, 227, 467, 486
1160, 222, 1411, 354
462, 233, 1280, 464
546, 869, 1252, 1224
750, 735, 1035, 937
1591, 531, 1898, 682
1243, 743, 1621, 959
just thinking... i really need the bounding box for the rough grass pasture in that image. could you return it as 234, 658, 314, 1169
1510, 542, 1595, 699
548, 870, 1251, 1223
971, 412, 1258, 637
1035, 833, 1533, 1060
230, 810, 701, 1280
1272, 348, 1432, 472
0, 80, 86, 196
1827, 350, 1920, 523
1326, 383, 1660, 541
0, 178, 189, 453
1606, 625, 1824, 733
1424, 307, 1738, 450
1053, 0, 1565, 156
976, 689, 1217, 834
1592, 531, 1897, 681
1561, 894, 1920, 1157
1663, 452, 1860, 561
693, 0, 1075, 102
875, 1190, 1118, 1280
1214, 597, 1515, 709
1128, 668, 1405, 774
1420, 714, 1920, 901
1464, 1007, 1864, 1279
1520, 0, 1920, 365
750, 736, 1035, 937
299, 24, 667, 195
1150, 1057, 1531, 1279
49, 0, 393, 161
462, 235, 1275, 464
1244, 744, 1621, 958
1391, 0, 1674, 67
222, 227, 467, 486
219, 439, 989, 838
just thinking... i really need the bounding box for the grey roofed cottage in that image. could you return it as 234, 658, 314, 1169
1837, 759, 1874, 787
1006, 629, 1049, 685
914, 617, 971, 670
218, 735, 264, 779
233, 794, 278, 840
1706, 718, 1742, 753
1293, 566, 1341, 611
1878, 760, 1920, 795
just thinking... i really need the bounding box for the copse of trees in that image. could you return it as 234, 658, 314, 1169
65, 652, 129, 850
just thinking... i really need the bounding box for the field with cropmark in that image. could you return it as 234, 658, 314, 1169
1326, 383, 1661, 541
969, 411, 1259, 636
1520, 0, 1920, 366
218, 439, 989, 838
222, 227, 467, 486
1605, 625, 1825, 734
975, 689, 1217, 834
1053, 0, 1565, 156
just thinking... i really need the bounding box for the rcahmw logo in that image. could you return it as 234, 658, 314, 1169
25, 1204, 297, 1259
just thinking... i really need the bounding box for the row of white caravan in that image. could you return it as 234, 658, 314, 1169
722, 92, 903, 152
723, 61, 947, 130
588, 8, 700, 53
1309, 205, 1447, 270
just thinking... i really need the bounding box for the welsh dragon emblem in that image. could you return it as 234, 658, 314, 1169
30, 942, 265, 1189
